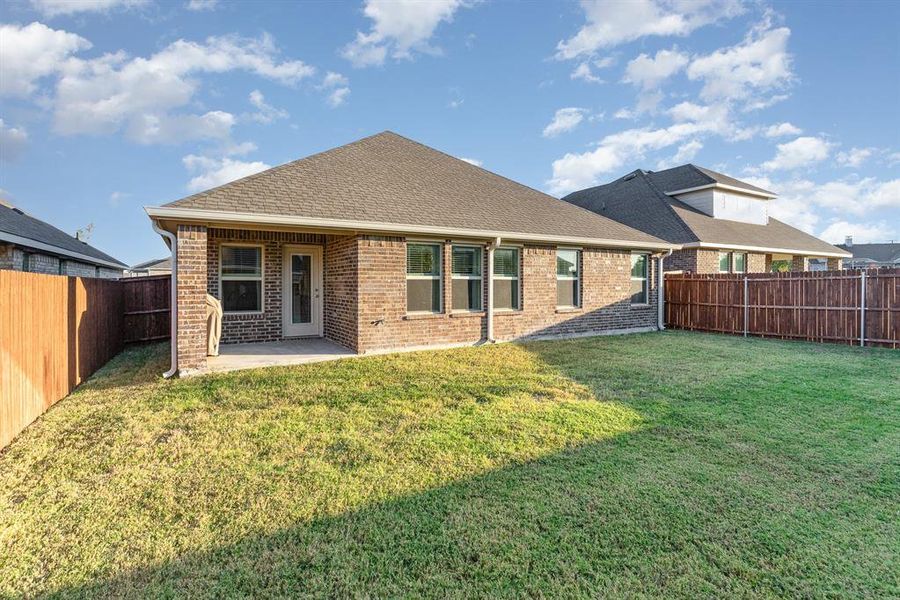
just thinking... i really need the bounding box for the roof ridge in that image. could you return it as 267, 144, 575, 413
638, 172, 700, 243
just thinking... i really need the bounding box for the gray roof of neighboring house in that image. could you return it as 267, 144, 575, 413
562, 169, 847, 256
836, 243, 900, 263
162, 131, 667, 246
130, 257, 171, 271
647, 164, 777, 197
0, 202, 126, 267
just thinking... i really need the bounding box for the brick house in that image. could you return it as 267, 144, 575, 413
0, 200, 125, 278
146, 132, 676, 375
562, 165, 850, 273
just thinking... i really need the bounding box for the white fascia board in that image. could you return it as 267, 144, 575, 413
0, 231, 126, 269
665, 183, 777, 199
682, 241, 851, 258
145, 206, 680, 251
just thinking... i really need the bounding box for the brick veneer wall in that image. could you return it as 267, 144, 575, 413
356, 237, 660, 353
666, 248, 768, 273
324, 235, 359, 351
0, 244, 122, 278
176, 224, 208, 374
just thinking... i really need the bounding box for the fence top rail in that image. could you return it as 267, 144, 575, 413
666, 267, 899, 281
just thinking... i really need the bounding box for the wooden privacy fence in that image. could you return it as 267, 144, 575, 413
121, 275, 170, 343
665, 268, 899, 348
1, 271, 171, 448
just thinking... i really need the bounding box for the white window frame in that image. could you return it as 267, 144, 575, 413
718, 251, 731, 273
556, 248, 581, 308
219, 243, 265, 314
630, 252, 650, 306
451, 244, 483, 312
493, 245, 521, 311
406, 242, 443, 314
733, 252, 747, 273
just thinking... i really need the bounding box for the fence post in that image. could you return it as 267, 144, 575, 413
859, 270, 866, 347
743, 276, 749, 337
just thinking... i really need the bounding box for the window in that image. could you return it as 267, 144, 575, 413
493, 247, 520, 310
407, 243, 442, 313
220, 245, 263, 313
22, 252, 31, 272
451, 245, 482, 311
58, 260, 67, 275
718, 251, 731, 273
556, 249, 580, 307
630, 253, 649, 304
733, 252, 747, 273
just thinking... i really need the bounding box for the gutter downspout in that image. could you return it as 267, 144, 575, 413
658, 249, 673, 330
152, 220, 178, 378
486, 236, 501, 342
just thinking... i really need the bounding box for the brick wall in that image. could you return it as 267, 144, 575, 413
356, 238, 660, 353
324, 235, 359, 351
0, 244, 121, 278
176, 224, 208, 374
667, 248, 768, 273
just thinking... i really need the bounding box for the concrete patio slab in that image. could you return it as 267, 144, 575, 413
207, 338, 356, 373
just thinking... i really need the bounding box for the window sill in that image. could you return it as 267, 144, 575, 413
403, 312, 447, 321
494, 309, 523, 315
555, 307, 583, 314
629, 303, 651, 309
223, 311, 265, 320
450, 311, 485, 318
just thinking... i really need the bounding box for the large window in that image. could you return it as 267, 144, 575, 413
220, 245, 263, 313
556, 249, 580, 308
407, 243, 442, 313
630, 253, 649, 305
493, 247, 520, 310
733, 252, 747, 273
718, 251, 731, 273
452, 245, 482, 311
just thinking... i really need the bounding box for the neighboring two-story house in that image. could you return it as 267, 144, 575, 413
0, 200, 125, 278
562, 165, 850, 273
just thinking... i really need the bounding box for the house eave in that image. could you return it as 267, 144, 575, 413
665, 183, 777, 199
0, 231, 126, 269
682, 241, 851, 258
145, 206, 680, 251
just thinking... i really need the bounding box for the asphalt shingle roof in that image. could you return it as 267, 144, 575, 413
163, 131, 666, 246
0, 203, 126, 267
647, 164, 776, 197
836, 243, 900, 263
562, 170, 846, 256
130, 257, 171, 270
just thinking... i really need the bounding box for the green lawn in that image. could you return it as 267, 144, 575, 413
1, 332, 897, 598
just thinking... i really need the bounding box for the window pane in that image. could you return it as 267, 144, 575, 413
631, 254, 647, 277
734, 253, 746, 272
291, 254, 311, 324
222, 246, 261, 277
452, 278, 482, 311
452, 246, 482, 276
718, 252, 730, 272
407, 278, 440, 312
407, 244, 441, 276
222, 280, 261, 312
557, 279, 578, 307
493, 279, 519, 310
557, 249, 578, 276
630, 279, 647, 304
493, 248, 518, 277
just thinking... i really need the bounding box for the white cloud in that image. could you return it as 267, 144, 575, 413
247, 90, 289, 123
186, 0, 219, 10
52, 32, 314, 143
327, 88, 351, 107
341, 0, 470, 67
0, 22, 91, 98
458, 157, 482, 167
836, 147, 873, 168
819, 220, 896, 245
556, 0, 743, 60
108, 191, 129, 207
761, 136, 832, 171
613, 107, 635, 120
0, 119, 28, 162
687, 16, 793, 105
570, 62, 603, 83
657, 139, 702, 169
318, 71, 350, 107
542, 107, 588, 138
623, 48, 688, 89
183, 154, 271, 192
763, 122, 801, 138
30, 0, 147, 17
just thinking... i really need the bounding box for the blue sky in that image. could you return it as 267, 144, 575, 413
1, 0, 898, 266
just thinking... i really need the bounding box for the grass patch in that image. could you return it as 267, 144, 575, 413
0, 332, 897, 597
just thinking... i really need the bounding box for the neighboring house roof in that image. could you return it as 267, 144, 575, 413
130, 257, 171, 271
0, 203, 126, 268
152, 131, 670, 249
562, 169, 849, 257
836, 243, 900, 263
646, 164, 777, 197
